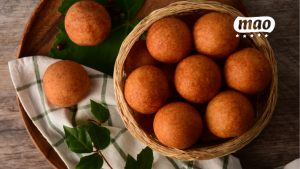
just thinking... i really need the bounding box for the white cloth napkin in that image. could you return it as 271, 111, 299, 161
275, 159, 299, 169
9, 56, 243, 169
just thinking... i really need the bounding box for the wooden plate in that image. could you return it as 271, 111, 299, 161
16, 0, 250, 168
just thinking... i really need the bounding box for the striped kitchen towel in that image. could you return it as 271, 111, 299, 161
9, 56, 242, 169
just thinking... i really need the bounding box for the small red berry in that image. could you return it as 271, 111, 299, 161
106, 4, 113, 11
56, 43, 63, 50
114, 7, 121, 15
108, 0, 115, 4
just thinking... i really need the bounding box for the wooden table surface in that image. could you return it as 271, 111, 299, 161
0, 0, 298, 168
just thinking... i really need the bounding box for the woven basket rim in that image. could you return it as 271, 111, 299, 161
114, 0, 278, 161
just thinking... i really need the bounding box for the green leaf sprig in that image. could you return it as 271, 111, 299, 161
64, 100, 112, 169
125, 147, 154, 169
49, 0, 146, 76
63, 100, 154, 169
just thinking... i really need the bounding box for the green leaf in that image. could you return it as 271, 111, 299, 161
141, 31, 147, 40
57, 0, 78, 14
58, 0, 108, 14
137, 147, 154, 169
88, 122, 111, 150
50, 0, 146, 76
63, 125, 93, 153
124, 154, 137, 169
75, 153, 103, 169
90, 100, 110, 123
78, 125, 89, 131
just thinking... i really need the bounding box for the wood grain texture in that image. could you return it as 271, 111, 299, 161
0, 0, 52, 168
0, 0, 298, 169
233, 1, 299, 169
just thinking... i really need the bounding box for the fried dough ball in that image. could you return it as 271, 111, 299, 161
43, 60, 90, 107
146, 17, 193, 63
65, 1, 111, 46
223, 48, 272, 95
174, 55, 222, 104
124, 41, 161, 75
134, 112, 156, 134
154, 102, 203, 149
193, 12, 240, 60
205, 90, 254, 138
124, 65, 169, 114
160, 63, 181, 99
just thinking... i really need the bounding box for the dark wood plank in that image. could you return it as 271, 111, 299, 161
235, 0, 299, 168
0, 0, 52, 168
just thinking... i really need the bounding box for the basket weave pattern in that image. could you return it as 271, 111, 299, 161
114, 0, 278, 160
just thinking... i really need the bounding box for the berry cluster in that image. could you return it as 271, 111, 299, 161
104, 0, 125, 20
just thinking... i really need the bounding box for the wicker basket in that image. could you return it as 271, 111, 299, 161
114, 0, 277, 161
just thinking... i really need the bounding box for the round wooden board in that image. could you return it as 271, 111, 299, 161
16, 0, 250, 168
